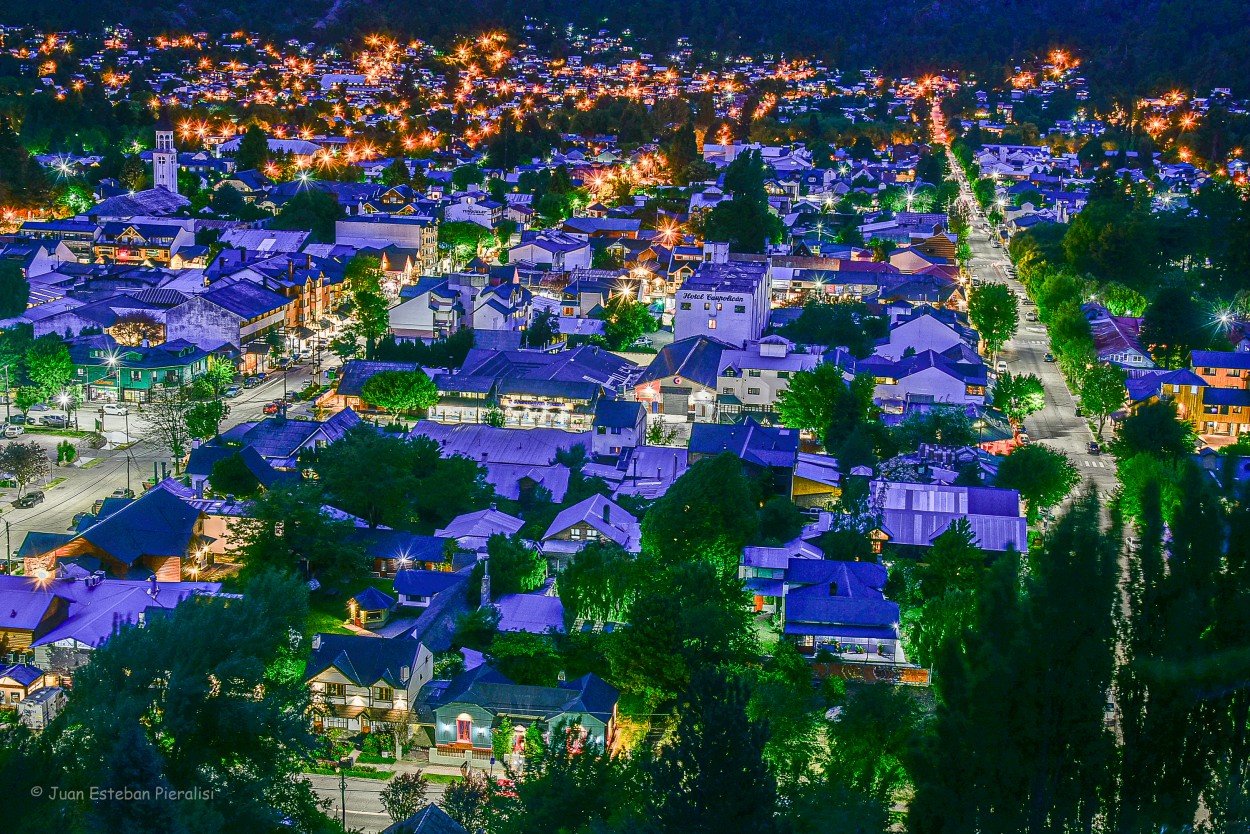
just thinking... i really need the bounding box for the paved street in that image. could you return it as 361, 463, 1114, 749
306, 772, 448, 834
0, 358, 339, 563
948, 154, 1118, 499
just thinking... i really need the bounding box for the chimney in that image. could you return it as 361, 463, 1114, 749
557, 670, 566, 684
401, 665, 411, 683
602, 502, 610, 524
829, 581, 839, 597
312, 634, 322, 651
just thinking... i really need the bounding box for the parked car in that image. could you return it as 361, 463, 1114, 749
283, 391, 300, 403
27, 403, 50, 412
69, 512, 91, 530
1087, 441, 1102, 456
243, 376, 262, 389
1025, 311, 1038, 322
262, 401, 282, 415
276, 357, 292, 369
111, 488, 135, 499
102, 403, 129, 416
1043, 353, 1056, 363
633, 336, 654, 347
300, 377, 314, 388
3, 424, 23, 438
39, 415, 68, 428
995, 359, 1008, 374
7, 415, 28, 426
224, 385, 242, 398
14, 491, 44, 509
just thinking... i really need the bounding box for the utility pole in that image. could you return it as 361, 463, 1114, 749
3, 518, 10, 576
2, 364, 10, 422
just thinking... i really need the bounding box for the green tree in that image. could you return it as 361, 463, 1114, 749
640, 452, 757, 566
437, 221, 494, 267
142, 394, 193, 471
1077, 362, 1127, 436
992, 371, 1046, 427
776, 362, 849, 436
203, 355, 236, 395
486, 533, 546, 598
381, 158, 410, 187
558, 539, 637, 623
345, 254, 391, 357
271, 187, 344, 243
235, 124, 270, 172
488, 632, 562, 686
891, 407, 977, 452
229, 481, 367, 587
25, 333, 72, 400
1112, 399, 1195, 460
0, 440, 50, 497
524, 309, 558, 348
379, 771, 430, 824
0, 259, 30, 318
209, 452, 261, 498
599, 293, 657, 349
184, 398, 228, 440
0, 571, 327, 833
360, 369, 438, 421
995, 443, 1079, 523
451, 164, 484, 190
439, 770, 493, 832
667, 123, 699, 185
315, 424, 429, 528
779, 301, 888, 358
1099, 281, 1147, 317
492, 716, 515, 763
1141, 285, 1209, 369
968, 282, 1018, 358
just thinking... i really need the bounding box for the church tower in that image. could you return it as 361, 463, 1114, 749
152, 123, 178, 194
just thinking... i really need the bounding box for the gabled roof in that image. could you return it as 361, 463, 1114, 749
381, 804, 468, 834
1192, 350, 1250, 371
75, 483, 204, 567
593, 398, 644, 429
305, 633, 427, 689
637, 336, 735, 388
350, 586, 397, 611
542, 494, 641, 551
689, 418, 799, 469
495, 593, 566, 634
437, 664, 618, 725
393, 570, 465, 599
336, 360, 422, 398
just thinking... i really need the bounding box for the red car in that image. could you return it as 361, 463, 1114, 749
262, 401, 282, 415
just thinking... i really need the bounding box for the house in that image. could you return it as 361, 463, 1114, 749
689, 418, 800, 496
1083, 303, 1155, 371
349, 586, 398, 629
93, 220, 194, 265
434, 508, 526, 556
165, 281, 291, 367
445, 194, 504, 228
425, 664, 618, 768
873, 307, 979, 360
345, 529, 467, 578
217, 409, 362, 469
1124, 368, 1205, 426
336, 214, 438, 273
0, 663, 48, 707
69, 337, 211, 404
508, 232, 592, 272
0, 571, 222, 677
332, 360, 426, 413
495, 593, 566, 634
23, 483, 214, 580
472, 283, 532, 333
185, 444, 297, 498
870, 480, 1028, 554
591, 399, 646, 457
540, 495, 641, 569
1192, 349, 1250, 390
393, 570, 467, 610
838, 347, 988, 409
388, 278, 463, 342
306, 633, 434, 734
381, 804, 468, 834
634, 336, 735, 421
673, 261, 770, 348
716, 336, 822, 423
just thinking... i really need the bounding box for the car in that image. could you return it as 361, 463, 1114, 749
1087, 441, 1102, 455
6, 415, 28, 425
102, 403, 129, 416
224, 385, 242, 398
633, 336, 654, 347
13, 491, 44, 509
262, 401, 282, 415
3, 424, 23, 438
69, 512, 91, 530
39, 415, 67, 428
276, 357, 292, 369
1025, 311, 1038, 322
283, 391, 300, 403
301, 377, 314, 388
27, 403, 50, 412
1043, 353, 1056, 363
111, 488, 135, 499
995, 360, 1008, 374
243, 376, 262, 389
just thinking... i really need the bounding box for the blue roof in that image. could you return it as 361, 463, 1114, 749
0, 663, 44, 687
1204, 388, 1250, 407
593, 398, 644, 429
305, 633, 427, 688
689, 418, 799, 468
638, 336, 734, 388
347, 530, 453, 564
202, 280, 290, 319
337, 360, 424, 398
393, 569, 464, 598
1192, 350, 1250, 371
350, 586, 397, 611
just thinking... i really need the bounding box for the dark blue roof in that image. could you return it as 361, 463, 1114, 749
346, 530, 452, 564
0, 663, 45, 687
79, 484, 202, 566
638, 336, 734, 388
1193, 350, 1250, 371
393, 569, 464, 598
593, 398, 644, 429
305, 633, 426, 688
350, 586, 397, 611
689, 418, 799, 468
201, 280, 290, 319
1204, 388, 1250, 407
337, 360, 424, 398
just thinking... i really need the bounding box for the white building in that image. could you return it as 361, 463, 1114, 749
717, 335, 823, 421
674, 261, 770, 348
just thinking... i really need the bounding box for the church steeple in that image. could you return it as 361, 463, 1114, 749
152, 119, 178, 194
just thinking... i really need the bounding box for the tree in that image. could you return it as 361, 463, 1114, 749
381, 158, 410, 187
776, 362, 848, 436
489, 632, 562, 686
25, 333, 72, 401
1112, 399, 1195, 460
492, 716, 515, 763
440, 770, 493, 832
451, 164, 484, 190
968, 282, 1018, 358
1141, 285, 1208, 369
0, 571, 328, 833
229, 481, 367, 587
0, 441, 49, 496
891, 518, 987, 667
14, 385, 39, 418
559, 539, 637, 622
379, 771, 430, 824
203, 355, 236, 395
271, 187, 344, 243
599, 293, 657, 350
235, 124, 270, 172
992, 371, 1046, 427
1077, 362, 1127, 436
314, 426, 438, 529
345, 255, 391, 356
209, 452, 261, 498
360, 369, 438, 421
1100, 281, 1147, 317
486, 533, 546, 598
0, 259, 30, 318
667, 123, 699, 185
779, 301, 887, 358
185, 398, 229, 440
525, 309, 558, 348
438, 221, 494, 267
644, 670, 780, 834
640, 452, 757, 566
995, 443, 1079, 522
891, 407, 977, 452
143, 394, 193, 471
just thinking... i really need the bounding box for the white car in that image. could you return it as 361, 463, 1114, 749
4, 424, 24, 438
996, 360, 1008, 374
102, 403, 129, 416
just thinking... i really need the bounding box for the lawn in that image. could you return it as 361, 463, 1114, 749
306, 766, 393, 780
304, 579, 398, 637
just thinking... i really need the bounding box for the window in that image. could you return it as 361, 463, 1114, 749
325, 683, 346, 698
748, 387, 761, 395
679, 302, 691, 310
704, 302, 711, 310
707, 320, 716, 329
748, 370, 761, 377
716, 302, 723, 311
735, 305, 746, 313
778, 371, 790, 379
77, 368, 85, 376
597, 426, 606, 434
456, 716, 473, 743
1232, 369, 1243, 378
374, 686, 393, 701
722, 387, 734, 394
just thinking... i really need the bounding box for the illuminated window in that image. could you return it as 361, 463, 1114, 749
456, 716, 473, 742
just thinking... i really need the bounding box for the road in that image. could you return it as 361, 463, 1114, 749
0, 357, 339, 563
307, 772, 448, 834
948, 153, 1118, 499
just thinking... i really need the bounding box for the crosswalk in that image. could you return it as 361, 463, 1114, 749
1078, 460, 1108, 468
